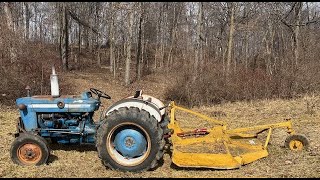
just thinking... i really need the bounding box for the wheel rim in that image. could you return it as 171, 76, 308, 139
107, 122, 151, 167
289, 140, 304, 151
17, 143, 42, 165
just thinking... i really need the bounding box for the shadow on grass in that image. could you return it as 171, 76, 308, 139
169, 162, 241, 172
47, 154, 58, 165
48, 143, 97, 152
46, 143, 97, 164
47, 141, 174, 171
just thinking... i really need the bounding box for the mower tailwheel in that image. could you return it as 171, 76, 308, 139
96, 107, 165, 172
10, 133, 50, 166
285, 134, 309, 151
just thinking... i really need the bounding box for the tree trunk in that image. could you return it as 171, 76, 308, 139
24, 2, 30, 40
291, 2, 302, 92
194, 2, 203, 74
243, 4, 249, 72
154, 3, 163, 69
116, 48, 120, 77
61, 3, 69, 71
88, 5, 93, 53
159, 13, 165, 69
226, 2, 235, 77
83, 29, 89, 50
39, 14, 43, 42
124, 8, 134, 86
96, 46, 101, 66
245, 30, 249, 71
110, 27, 116, 77
167, 4, 178, 72
293, 2, 302, 69
33, 4, 38, 40
141, 32, 145, 70
136, 2, 144, 81
266, 21, 275, 76
78, 21, 81, 58
109, 2, 115, 74
3, 2, 17, 63
95, 3, 100, 66
54, 2, 60, 46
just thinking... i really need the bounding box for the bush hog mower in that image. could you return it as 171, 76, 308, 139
11, 67, 309, 172
167, 102, 309, 169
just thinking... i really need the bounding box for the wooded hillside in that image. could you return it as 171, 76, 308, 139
0, 2, 320, 106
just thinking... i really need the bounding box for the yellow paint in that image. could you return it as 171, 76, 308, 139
172, 149, 241, 169
289, 140, 304, 151
167, 101, 298, 169
264, 128, 272, 149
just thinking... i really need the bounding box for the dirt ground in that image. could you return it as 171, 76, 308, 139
0, 70, 319, 178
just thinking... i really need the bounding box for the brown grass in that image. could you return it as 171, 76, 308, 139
0, 69, 319, 178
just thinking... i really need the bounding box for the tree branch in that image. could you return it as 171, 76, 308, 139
283, 2, 297, 20
281, 19, 294, 33
67, 9, 99, 34
283, 18, 320, 27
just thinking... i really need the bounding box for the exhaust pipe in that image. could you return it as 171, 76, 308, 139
50, 66, 60, 98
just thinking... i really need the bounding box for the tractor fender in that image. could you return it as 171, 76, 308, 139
127, 94, 165, 116
105, 95, 165, 122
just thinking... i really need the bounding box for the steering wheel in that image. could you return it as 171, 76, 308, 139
90, 88, 111, 99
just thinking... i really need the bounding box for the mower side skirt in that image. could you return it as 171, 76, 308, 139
172, 146, 268, 169
172, 149, 241, 169
234, 149, 269, 165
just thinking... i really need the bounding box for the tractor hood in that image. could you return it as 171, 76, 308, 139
16, 91, 100, 113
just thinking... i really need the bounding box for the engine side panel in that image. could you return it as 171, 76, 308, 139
16, 93, 100, 131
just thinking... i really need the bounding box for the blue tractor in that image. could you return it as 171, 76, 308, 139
11, 67, 169, 172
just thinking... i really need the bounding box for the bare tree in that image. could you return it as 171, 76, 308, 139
24, 2, 31, 40
109, 2, 116, 77
194, 2, 203, 74
166, 3, 180, 72
135, 2, 144, 81
3, 2, 17, 63
124, 4, 134, 86
60, 2, 69, 71
226, 2, 235, 77
293, 2, 302, 69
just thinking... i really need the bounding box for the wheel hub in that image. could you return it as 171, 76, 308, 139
25, 149, 36, 158
289, 140, 303, 151
114, 129, 147, 158
18, 143, 42, 165
125, 137, 135, 148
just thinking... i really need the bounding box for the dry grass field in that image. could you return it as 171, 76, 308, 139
0, 70, 319, 178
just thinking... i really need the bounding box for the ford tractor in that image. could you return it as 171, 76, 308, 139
11, 67, 169, 172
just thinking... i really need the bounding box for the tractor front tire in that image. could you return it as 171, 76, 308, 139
96, 107, 165, 172
10, 133, 50, 166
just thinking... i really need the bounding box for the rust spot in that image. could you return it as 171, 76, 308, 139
18, 104, 27, 110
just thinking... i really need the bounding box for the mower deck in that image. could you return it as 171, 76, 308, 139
167, 101, 296, 169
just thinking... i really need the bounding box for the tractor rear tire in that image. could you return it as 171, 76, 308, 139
160, 114, 170, 135
10, 133, 50, 166
96, 107, 165, 172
